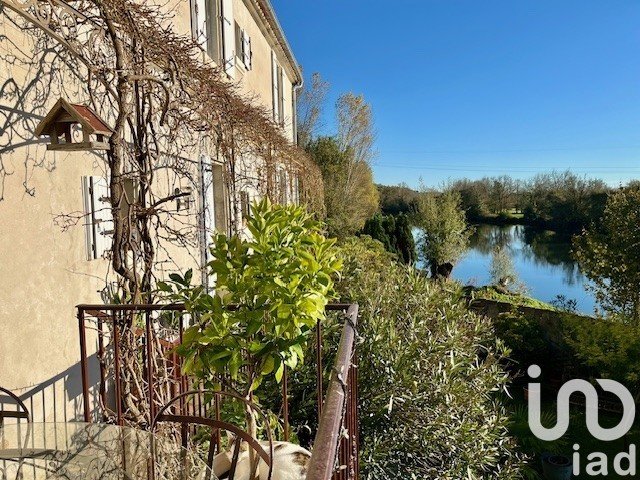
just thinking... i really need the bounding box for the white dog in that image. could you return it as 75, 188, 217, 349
212, 439, 311, 480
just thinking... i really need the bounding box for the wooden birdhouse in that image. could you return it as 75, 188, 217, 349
35, 98, 113, 151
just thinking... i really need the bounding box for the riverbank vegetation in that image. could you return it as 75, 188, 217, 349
296, 73, 640, 477
336, 237, 523, 478
573, 183, 640, 325
467, 286, 556, 311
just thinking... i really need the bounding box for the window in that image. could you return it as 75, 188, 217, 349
82, 176, 113, 260
235, 23, 252, 70
272, 52, 284, 124
191, 0, 221, 64
220, 0, 235, 76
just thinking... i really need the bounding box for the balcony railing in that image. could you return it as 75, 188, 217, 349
76, 303, 359, 480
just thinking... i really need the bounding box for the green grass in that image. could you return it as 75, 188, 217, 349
470, 286, 557, 310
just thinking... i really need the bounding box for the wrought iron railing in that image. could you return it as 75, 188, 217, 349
76, 303, 359, 480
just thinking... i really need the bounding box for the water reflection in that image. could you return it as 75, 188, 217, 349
455, 224, 596, 314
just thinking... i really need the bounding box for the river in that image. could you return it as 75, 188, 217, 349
452, 224, 597, 314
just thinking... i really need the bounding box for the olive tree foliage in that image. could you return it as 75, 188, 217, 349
415, 190, 471, 278
336, 237, 523, 479
573, 185, 640, 324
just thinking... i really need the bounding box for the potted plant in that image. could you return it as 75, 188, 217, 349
541, 452, 572, 480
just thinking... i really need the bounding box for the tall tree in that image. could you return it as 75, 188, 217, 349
306, 136, 378, 236
573, 185, 640, 323
394, 213, 417, 264
336, 92, 376, 165
416, 190, 470, 278
296, 72, 329, 148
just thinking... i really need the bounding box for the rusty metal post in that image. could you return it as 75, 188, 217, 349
282, 366, 289, 441
112, 310, 123, 425
307, 304, 358, 480
316, 319, 324, 419
77, 307, 91, 422
96, 313, 107, 413
352, 362, 360, 480
145, 310, 155, 423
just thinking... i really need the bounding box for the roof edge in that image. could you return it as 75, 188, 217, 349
253, 0, 302, 85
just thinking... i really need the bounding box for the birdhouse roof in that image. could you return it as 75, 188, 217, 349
35, 98, 113, 137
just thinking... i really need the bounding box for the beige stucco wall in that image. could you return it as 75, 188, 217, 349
0, 0, 300, 421
0, 13, 111, 420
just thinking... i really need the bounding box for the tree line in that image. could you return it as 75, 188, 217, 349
450, 171, 610, 231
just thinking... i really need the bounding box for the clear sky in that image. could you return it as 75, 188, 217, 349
271, 0, 640, 188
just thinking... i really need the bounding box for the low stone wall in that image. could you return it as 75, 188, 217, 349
470, 298, 596, 341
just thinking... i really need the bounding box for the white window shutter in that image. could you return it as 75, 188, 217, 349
82, 177, 95, 260
193, 0, 208, 46
272, 52, 280, 121
92, 176, 113, 259
221, 0, 235, 77
278, 65, 284, 124
201, 157, 215, 237
82, 176, 113, 260
243, 31, 251, 69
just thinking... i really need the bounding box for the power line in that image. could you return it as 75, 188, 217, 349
378, 145, 640, 155
373, 164, 640, 173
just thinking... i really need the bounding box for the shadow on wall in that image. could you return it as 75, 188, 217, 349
0, 6, 106, 203
1, 353, 102, 423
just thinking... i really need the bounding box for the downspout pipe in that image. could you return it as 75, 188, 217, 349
293, 78, 303, 145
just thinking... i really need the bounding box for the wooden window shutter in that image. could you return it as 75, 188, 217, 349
272, 51, 280, 121
220, 0, 235, 77
278, 65, 284, 125
82, 176, 113, 260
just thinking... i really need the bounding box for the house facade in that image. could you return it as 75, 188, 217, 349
0, 0, 302, 421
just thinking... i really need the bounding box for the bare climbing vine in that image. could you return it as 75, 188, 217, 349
0, 0, 324, 425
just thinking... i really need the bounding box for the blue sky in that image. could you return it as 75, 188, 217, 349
272, 0, 640, 188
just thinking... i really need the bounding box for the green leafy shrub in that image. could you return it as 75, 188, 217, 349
563, 316, 640, 398
161, 199, 342, 396
360, 212, 416, 264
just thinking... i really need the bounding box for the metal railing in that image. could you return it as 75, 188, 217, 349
76, 303, 359, 480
